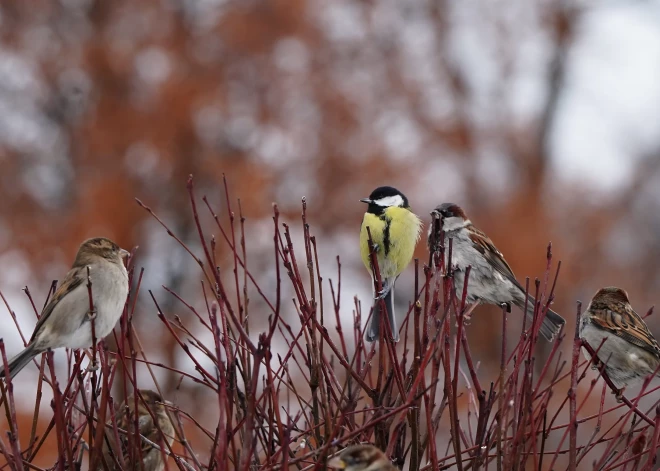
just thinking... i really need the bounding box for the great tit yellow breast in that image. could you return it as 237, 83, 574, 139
360, 207, 422, 279
360, 212, 386, 272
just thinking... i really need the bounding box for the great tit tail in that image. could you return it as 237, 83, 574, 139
366, 289, 399, 342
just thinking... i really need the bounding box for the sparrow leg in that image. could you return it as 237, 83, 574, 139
84, 349, 100, 372
459, 300, 481, 326
614, 387, 625, 403
85, 306, 100, 371
500, 302, 512, 313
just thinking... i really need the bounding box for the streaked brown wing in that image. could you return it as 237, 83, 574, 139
101, 406, 131, 469
110, 401, 156, 460
137, 411, 159, 454
467, 225, 523, 289
30, 267, 85, 342
589, 306, 660, 357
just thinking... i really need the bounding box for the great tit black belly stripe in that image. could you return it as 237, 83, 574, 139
382, 215, 391, 256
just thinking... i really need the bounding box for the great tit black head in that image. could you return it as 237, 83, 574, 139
360, 186, 410, 214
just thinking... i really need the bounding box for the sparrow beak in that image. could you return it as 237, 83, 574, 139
119, 248, 130, 260
430, 210, 441, 218
327, 457, 346, 469
360, 198, 372, 204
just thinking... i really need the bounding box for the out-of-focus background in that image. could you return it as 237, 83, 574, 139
2, 0, 660, 466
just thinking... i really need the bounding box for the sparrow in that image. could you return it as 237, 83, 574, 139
580, 287, 660, 391
428, 203, 565, 341
327, 444, 397, 471
99, 389, 175, 471
1, 237, 130, 379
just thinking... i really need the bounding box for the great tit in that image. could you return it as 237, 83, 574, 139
360, 186, 422, 342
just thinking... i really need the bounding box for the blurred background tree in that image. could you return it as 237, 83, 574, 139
3, 0, 660, 466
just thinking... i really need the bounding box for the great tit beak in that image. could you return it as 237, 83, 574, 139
327, 457, 346, 469
360, 198, 372, 204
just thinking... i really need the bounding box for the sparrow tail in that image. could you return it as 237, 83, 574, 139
367, 288, 399, 342
0, 344, 39, 380
519, 298, 566, 342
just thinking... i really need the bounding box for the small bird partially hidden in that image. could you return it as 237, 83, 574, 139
327, 444, 397, 471
99, 389, 175, 471
1, 237, 130, 379
580, 287, 660, 396
360, 186, 422, 343
428, 203, 565, 341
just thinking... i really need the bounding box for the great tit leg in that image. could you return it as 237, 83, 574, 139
375, 287, 389, 300
376, 279, 394, 300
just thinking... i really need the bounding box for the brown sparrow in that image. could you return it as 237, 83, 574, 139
100, 389, 175, 471
428, 204, 565, 341
580, 287, 660, 390
327, 444, 397, 471
1, 237, 129, 379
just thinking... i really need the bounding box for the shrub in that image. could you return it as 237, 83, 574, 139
1, 176, 659, 470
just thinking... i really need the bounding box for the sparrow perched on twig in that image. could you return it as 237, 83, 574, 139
100, 389, 175, 471
1, 237, 130, 379
327, 444, 397, 471
360, 186, 422, 342
428, 204, 565, 341
580, 287, 660, 391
